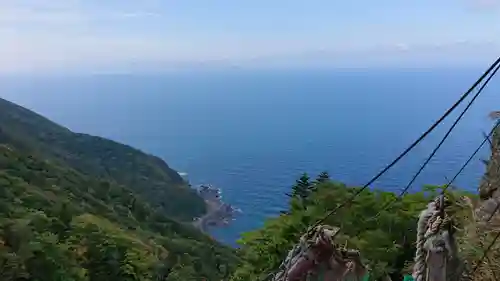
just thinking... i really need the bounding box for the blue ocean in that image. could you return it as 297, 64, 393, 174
1, 67, 499, 246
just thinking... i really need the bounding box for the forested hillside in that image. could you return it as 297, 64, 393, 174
0, 98, 205, 220
0, 98, 238, 280
0, 145, 239, 280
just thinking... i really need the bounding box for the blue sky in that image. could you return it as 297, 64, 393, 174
0, 0, 499, 73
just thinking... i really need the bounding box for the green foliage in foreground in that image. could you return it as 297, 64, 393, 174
232, 174, 474, 281
0, 145, 239, 281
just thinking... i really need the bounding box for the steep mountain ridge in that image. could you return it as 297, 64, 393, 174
0, 97, 238, 280
0, 97, 205, 220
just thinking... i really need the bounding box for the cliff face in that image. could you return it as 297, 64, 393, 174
0, 97, 206, 220
459, 124, 500, 281
477, 126, 500, 221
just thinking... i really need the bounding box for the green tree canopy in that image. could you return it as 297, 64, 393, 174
232, 177, 473, 281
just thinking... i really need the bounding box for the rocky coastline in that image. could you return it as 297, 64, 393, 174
192, 184, 240, 233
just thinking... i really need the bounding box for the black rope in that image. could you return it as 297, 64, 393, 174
264, 57, 500, 280
359, 112, 500, 236
414, 63, 500, 196
310, 57, 500, 230
442, 121, 500, 195
360, 65, 500, 227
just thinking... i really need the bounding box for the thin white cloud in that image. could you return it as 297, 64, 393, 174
0, 0, 498, 73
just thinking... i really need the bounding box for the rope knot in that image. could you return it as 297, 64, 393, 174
413, 195, 457, 281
